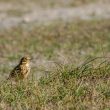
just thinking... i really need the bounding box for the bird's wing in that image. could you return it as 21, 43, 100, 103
10, 65, 21, 77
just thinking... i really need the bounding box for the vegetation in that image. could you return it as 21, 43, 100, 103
0, 58, 110, 109
0, 19, 110, 109
0, 0, 99, 8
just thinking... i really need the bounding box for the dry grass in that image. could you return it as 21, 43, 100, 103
0, 0, 99, 8
0, 59, 110, 110
0, 19, 110, 109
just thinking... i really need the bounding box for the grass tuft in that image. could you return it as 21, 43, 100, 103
0, 58, 110, 109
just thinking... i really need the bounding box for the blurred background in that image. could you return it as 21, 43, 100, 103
0, 0, 110, 79
0, 1, 110, 110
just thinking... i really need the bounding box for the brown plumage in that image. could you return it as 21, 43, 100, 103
8, 56, 30, 80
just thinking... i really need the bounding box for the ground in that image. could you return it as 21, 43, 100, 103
0, 0, 110, 110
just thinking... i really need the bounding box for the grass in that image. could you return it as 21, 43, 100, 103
0, 0, 100, 8
0, 19, 110, 109
0, 10, 27, 17
0, 19, 110, 62
0, 58, 110, 110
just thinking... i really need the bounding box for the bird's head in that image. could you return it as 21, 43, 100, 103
20, 56, 30, 64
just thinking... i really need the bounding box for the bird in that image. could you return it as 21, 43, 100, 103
8, 56, 31, 81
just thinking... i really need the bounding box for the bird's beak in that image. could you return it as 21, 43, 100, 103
26, 57, 31, 60
29, 57, 33, 60
28, 58, 31, 60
